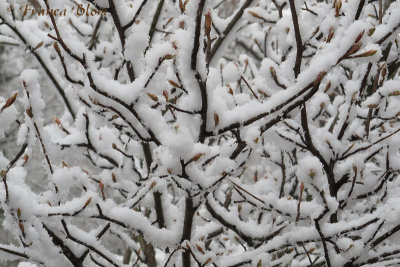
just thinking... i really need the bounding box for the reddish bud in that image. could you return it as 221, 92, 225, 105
368, 27, 376, 36
352, 49, 378, 58
355, 30, 365, 43
23, 154, 29, 164
313, 72, 326, 85
163, 90, 169, 100
168, 79, 179, 87
348, 41, 363, 56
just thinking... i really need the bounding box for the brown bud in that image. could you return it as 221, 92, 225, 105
53, 116, 61, 127
163, 54, 175, 60
191, 153, 204, 162
53, 42, 61, 54
324, 81, 332, 93
23, 154, 29, 164
335, 0, 342, 17
33, 41, 44, 51
17, 208, 21, 218
353, 50, 378, 58
389, 91, 400, 96
112, 173, 117, 183
227, 85, 234, 95
196, 244, 205, 254
166, 17, 173, 26
83, 197, 92, 209
205, 9, 212, 36
248, 10, 264, 20
327, 27, 335, 43
172, 41, 178, 50
99, 180, 104, 191
26, 108, 33, 118
381, 64, 387, 78
270, 66, 277, 80
150, 181, 157, 189
352, 165, 357, 173
147, 93, 158, 102
110, 115, 119, 121
179, 0, 184, 12
18, 222, 25, 235
1, 92, 17, 113
214, 113, 219, 126
238, 205, 242, 212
